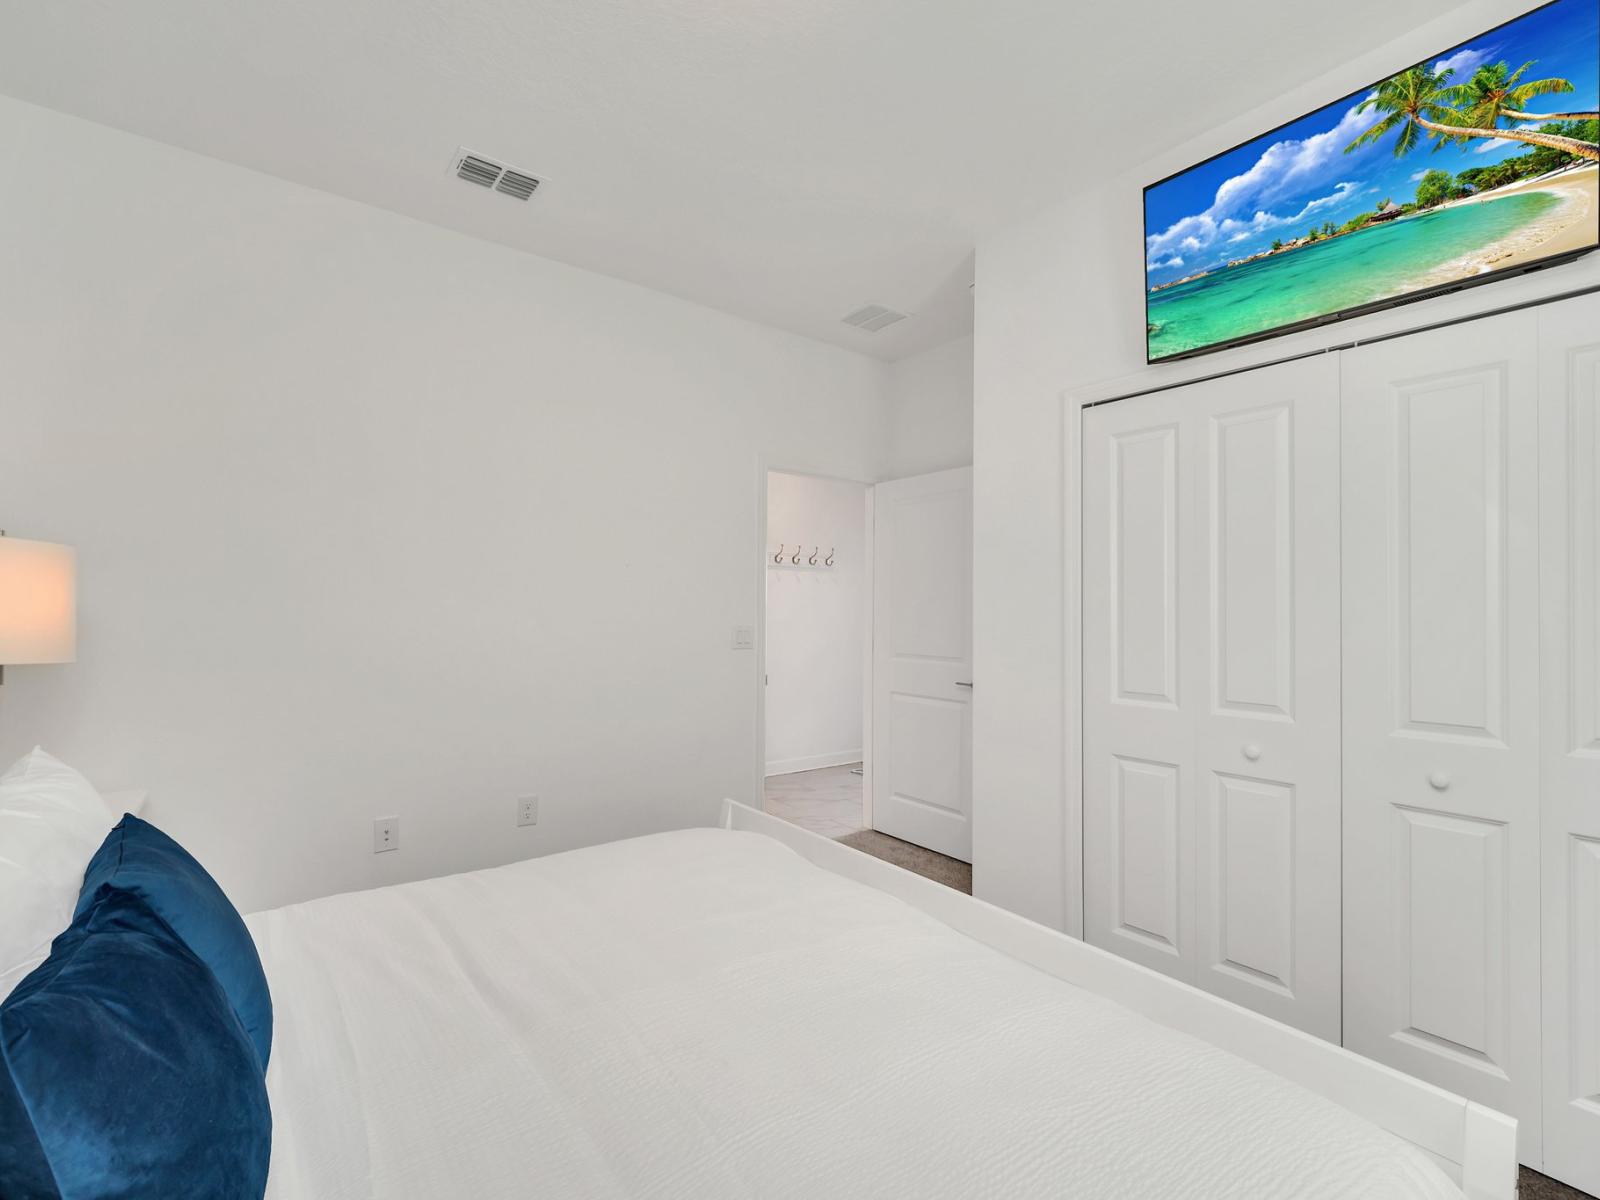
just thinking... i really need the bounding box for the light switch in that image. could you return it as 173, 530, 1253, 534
732, 624, 755, 650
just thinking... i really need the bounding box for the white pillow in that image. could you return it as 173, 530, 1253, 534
0, 747, 118, 1001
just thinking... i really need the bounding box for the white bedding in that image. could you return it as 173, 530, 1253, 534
247, 828, 1462, 1199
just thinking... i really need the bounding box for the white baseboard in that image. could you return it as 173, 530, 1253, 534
764, 750, 863, 778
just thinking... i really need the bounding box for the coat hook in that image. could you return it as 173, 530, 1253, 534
773, 544, 785, 564
825, 548, 835, 566
809, 547, 819, 565
791, 546, 802, 564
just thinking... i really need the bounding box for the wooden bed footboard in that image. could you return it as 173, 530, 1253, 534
720, 799, 1517, 1200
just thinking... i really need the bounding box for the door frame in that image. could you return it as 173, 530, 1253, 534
752, 458, 876, 827
1057, 387, 1092, 940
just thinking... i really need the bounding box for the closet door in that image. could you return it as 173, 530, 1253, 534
1538, 292, 1600, 1194
1083, 388, 1196, 981
1082, 356, 1342, 1040
1190, 358, 1341, 1041
1341, 313, 1542, 1161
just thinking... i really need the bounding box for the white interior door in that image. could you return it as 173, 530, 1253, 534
1538, 292, 1600, 1194
871, 467, 973, 861
1081, 355, 1342, 1041
1340, 313, 1542, 1162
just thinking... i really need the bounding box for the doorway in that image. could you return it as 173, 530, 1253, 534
761, 470, 870, 837
756, 465, 975, 892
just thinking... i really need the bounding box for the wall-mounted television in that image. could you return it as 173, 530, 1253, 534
1144, 0, 1599, 363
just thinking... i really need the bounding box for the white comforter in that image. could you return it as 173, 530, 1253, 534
248, 828, 1461, 1199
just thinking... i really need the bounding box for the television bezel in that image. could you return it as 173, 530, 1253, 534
1142, 0, 1600, 365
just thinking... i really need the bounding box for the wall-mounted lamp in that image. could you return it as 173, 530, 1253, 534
0, 533, 77, 686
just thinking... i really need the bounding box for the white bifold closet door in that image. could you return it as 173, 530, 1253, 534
1081, 355, 1342, 1041
1340, 312, 1543, 1162
1538, 292, 1600, 1194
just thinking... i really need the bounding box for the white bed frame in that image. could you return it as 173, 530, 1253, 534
721, 800, 1518, 1200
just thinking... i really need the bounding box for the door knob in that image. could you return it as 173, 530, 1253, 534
1428, 771, 1451, 790
955, 681, 974, 688
1242, 743, 1262, 762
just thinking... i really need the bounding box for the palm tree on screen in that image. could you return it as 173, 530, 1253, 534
1344, 65, 1598, 162
1443, 61, 1595, 128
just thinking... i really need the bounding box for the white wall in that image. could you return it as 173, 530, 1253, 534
970, 0, 1600, 932
762, 472, 866, 776
884, 334, 973, 478
0, 94, 894, 913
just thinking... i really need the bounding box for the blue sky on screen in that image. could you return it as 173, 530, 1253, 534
1144, 0, 1599, 286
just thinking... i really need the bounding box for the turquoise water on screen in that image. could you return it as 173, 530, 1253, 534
1147, 191, 1562, 360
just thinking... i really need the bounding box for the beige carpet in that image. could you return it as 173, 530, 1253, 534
1520, 1168, 1596, 1199
833, 829, 972, 894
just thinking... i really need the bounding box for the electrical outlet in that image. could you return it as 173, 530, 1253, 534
732, 624, 755, 650
517, 796, 538, 827
373, 816, 399, 853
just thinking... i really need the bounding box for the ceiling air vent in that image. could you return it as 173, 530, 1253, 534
496, 169, 540, 200
841, 303, 909, 334
452, 148, 543, 201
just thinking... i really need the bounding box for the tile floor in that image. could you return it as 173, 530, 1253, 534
762, 762, 865, 838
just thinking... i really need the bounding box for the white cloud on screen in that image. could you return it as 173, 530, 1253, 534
1146, 100, 1381, 268
1433, 45, 1496, 78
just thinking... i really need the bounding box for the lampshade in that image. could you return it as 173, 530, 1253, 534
0, 537, 77, 665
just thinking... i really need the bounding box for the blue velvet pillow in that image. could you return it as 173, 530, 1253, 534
77, 815, 272, 1071
0, 888, 271, 1199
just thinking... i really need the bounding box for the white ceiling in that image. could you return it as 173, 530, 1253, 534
0, 0, 1446, 360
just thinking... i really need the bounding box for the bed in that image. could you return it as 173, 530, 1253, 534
245, 800, 1517, 1200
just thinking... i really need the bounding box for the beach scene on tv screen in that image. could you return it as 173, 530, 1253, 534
1144, 0, 1598, 361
